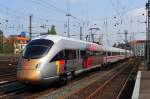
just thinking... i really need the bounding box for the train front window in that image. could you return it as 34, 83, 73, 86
22, 39, 54, 59
28, 39, 53, 47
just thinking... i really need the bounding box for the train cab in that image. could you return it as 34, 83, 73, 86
17, 39, 54, 84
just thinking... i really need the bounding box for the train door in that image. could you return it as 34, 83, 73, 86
80, 50, 87, 68
104, 51, 108, 64
93, 51, 103, 66
76, 50, 83, 70
64, 49, 78, 72
104, 51, 111, 65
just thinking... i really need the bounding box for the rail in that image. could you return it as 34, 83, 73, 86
85, 59, 139, 99
86, 64, 128, 99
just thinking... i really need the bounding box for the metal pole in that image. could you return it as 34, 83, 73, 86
145, 4, 148, 62
104, 19, 109, 45
66, 14, 70, 38
2, 32, 3, 53
90, 29, 94, 42
29, 15, 32, 40
0, 32, 3, 53
86, 35, 88, 41
145, 0, 150, 70
80, 26, 82, 40
124, 30, 128, 59
133, 32, 136, 57
130, 36, 132, 56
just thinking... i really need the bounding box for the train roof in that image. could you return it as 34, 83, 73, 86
32, 35, 102, 50
32, 35, 132, 53
33, 35, 91, 44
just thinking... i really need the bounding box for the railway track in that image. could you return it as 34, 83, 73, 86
0, 59, 139, 99
0, 70, 17, 85
0, 62, 17, 75
86, 60, 139, 99
63, 58, 140, 99
0, 81, 29, 98
0, 60, 123, 99
0, 60, 17, 73
25, 61, 127, 99
0, 75, 17, 85
0, 60, 18, 89
36, 59, 132, 99
0, 66, 101, 99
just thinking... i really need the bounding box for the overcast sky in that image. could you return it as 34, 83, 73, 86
0, 0, 147, 45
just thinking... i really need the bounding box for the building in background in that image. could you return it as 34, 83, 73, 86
6, 35, 28, 54
130, 40, 146, 57
113, 40, 146, 57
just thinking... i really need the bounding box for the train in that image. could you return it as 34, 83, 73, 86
17, 35, 133, 85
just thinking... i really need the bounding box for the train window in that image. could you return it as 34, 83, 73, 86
122, 52, 125, 55
28, 39, 54, 47
112, 52, 120, 55
103, 51, 107, 56
65, 50, 77, 60
87, 51, 94, 56
93, 51, 104, 56
80, 50, 86, 58
120, 52, 122, 55
112, 52, 114, 55
23, 39, 54, 59
50, 51, 65, 62
22, 45, 50, 59
107, 52, 112, 56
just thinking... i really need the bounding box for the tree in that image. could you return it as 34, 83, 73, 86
48, 25, 57, 35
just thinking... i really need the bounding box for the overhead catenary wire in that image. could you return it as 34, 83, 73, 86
0, 1, 66, 24
90, 3, 146, 43
91, 3, 146, 23
0, 2, 68, 33
0, 0, 146, 41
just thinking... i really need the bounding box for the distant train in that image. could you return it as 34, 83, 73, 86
17, 35, 133, 85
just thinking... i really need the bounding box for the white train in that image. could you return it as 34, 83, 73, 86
17, 35, 133, 85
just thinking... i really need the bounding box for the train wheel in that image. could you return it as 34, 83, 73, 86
102, 63, 107, 68
101, 63, 104, 67
71, 71, 76, 78
97, 66, 101, 71
59, 74, 68, 85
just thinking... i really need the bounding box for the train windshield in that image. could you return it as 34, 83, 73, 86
22, 39, 54, 59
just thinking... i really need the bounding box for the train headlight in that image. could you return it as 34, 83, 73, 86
36, 63, 41, 69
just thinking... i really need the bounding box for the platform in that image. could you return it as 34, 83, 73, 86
132, 71, 150, 99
